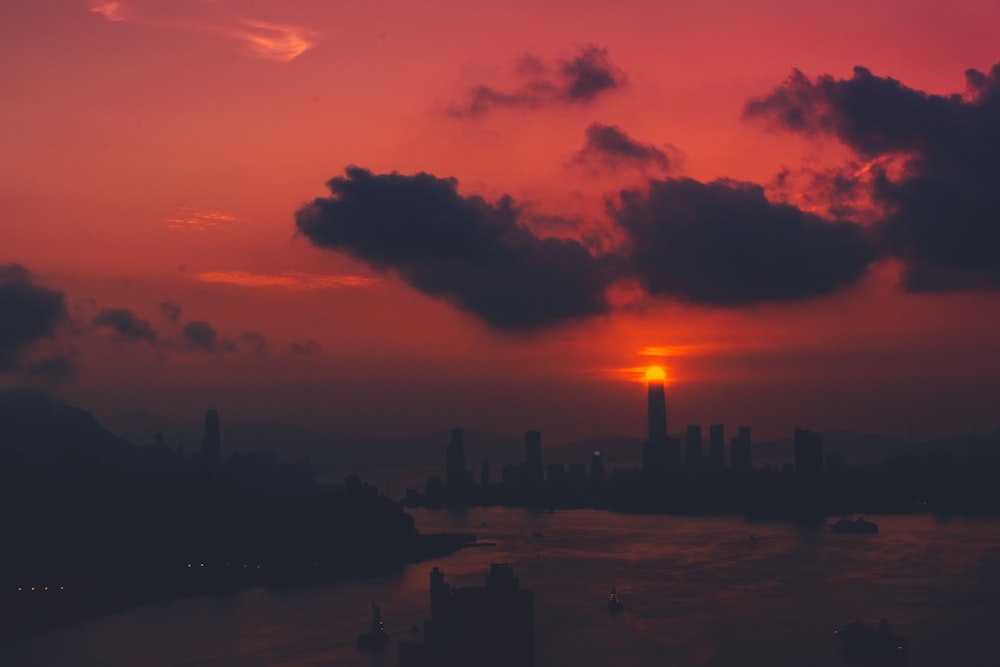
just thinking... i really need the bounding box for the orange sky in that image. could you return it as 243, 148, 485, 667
2, 0, 1000, 451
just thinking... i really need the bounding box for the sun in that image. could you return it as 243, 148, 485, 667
645, 365, 666, 382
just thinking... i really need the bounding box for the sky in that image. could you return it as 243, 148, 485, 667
2, 0, 1000, 453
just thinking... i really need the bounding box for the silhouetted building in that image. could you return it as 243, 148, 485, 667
590, 450, 605, 482
568, 463, 587, 482
546, 463, 565, 483
794, 428, 824, 478
730, 427, 753, 472
201, 409, 221, 465
648, 378, 667, 443
709, 424, 725, 468
685, 425, 703, 465
446, 429, 468, 490
480, 457, 490, 487
643, 377, 670, 476
525, 431, 543, 487
399, 564, 534, 667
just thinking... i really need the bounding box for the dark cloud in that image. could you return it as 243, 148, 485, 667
613, 178, 878, 305
0, 264, 69, 372
182, 321, 235, 353
296, 167, 613, 329
22, 353, 75, 382
745, 63, 1000, 290
559, 45, 624, 102
240, 330, 268, 355
290, 339, 320, 355
572, 123, 677, 170
92, 308, 157, 344
449, 45, 625, 117
158, 299, 182, 323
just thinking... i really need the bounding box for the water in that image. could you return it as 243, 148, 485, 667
4, 509, 999, 666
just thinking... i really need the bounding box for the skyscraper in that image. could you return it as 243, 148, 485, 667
446, 428, 467, 489
200, 408, 221, 465
525, 431, 543, 486
647, 377, 667, 444
685, 425, 703, 465
643, 374, 669, 475
709, 424, 725, 468
730, 426, 753, 472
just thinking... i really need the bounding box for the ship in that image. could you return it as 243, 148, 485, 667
356, 601, 390, 651
830, 517, 878, 534
607, 586, 622, 613
834, 617, 906, 660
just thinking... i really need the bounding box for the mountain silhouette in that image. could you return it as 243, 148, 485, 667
0, 388, 134, 465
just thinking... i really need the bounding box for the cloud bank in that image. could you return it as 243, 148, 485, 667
296, 167, 615, 330
745, 62, 1000, 291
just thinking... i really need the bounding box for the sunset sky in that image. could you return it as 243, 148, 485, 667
3, 0, 1000, 452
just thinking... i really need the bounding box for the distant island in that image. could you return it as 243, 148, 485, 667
0, 390, 474, 640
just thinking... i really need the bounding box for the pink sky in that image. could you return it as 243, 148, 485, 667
2, 0, 1000, 450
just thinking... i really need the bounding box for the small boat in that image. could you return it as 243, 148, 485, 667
607, 586, 623, 613
834, 617, 906, 659
356, 601, 390, 651
830, 517, 878, 534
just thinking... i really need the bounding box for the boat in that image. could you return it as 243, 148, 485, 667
834, 617, 906, 659
607, 586, 623, 613
356, 601, 390, 651
830, 517, 878, 534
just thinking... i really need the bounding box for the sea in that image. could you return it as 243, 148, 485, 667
3, 508, 999, 666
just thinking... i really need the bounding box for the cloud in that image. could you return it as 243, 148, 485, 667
194, 270, 375, 289
296, 167, 614, 329
22, 354, 76, 383
0, 264, 69, 372
92, 308, 157, 344
572, 123, 679, 171
290, 339, 320, 355
449, 45, 625, 117
164, 207, 236, 232
89, 1, 315, 62
613, 178, 878, 305
745, 62, 1000, 291
159, 299, 182, 323
240, 330, 268, 355
182, 321, 235, 353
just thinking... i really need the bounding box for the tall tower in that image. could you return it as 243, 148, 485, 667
643, 369, 669, 476
200, 408, 221, 465
730, 426, 753, 472
525, 431, 543, 486
685, 425, 703, 465
647, 377, 667, 444
709, 424, 725, 468
446, 428, 467, 489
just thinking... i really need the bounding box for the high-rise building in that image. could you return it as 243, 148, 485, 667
730, 427, 753, 472
446, 428, 467, 489
647, 378, 667, 444
794, 428, 824, 478
709, 424, 725, 468
685, 425, 703, 465
524, 431, 543, 486
590, 450, 605, 482
399, 564, 534, 667
200, 409, 221, 465
643, 376, 669, 476
480, 457, 490, 487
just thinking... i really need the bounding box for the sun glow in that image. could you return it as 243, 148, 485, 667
645, 365, 666, 382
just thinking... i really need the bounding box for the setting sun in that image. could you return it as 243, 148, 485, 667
645, 365, 666, 382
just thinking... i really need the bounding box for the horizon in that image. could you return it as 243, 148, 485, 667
3, 1, 1000, 453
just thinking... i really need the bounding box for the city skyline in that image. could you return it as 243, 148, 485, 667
3, 1, 1000, 450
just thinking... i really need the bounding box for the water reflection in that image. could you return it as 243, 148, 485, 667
3, 510, 999, 666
